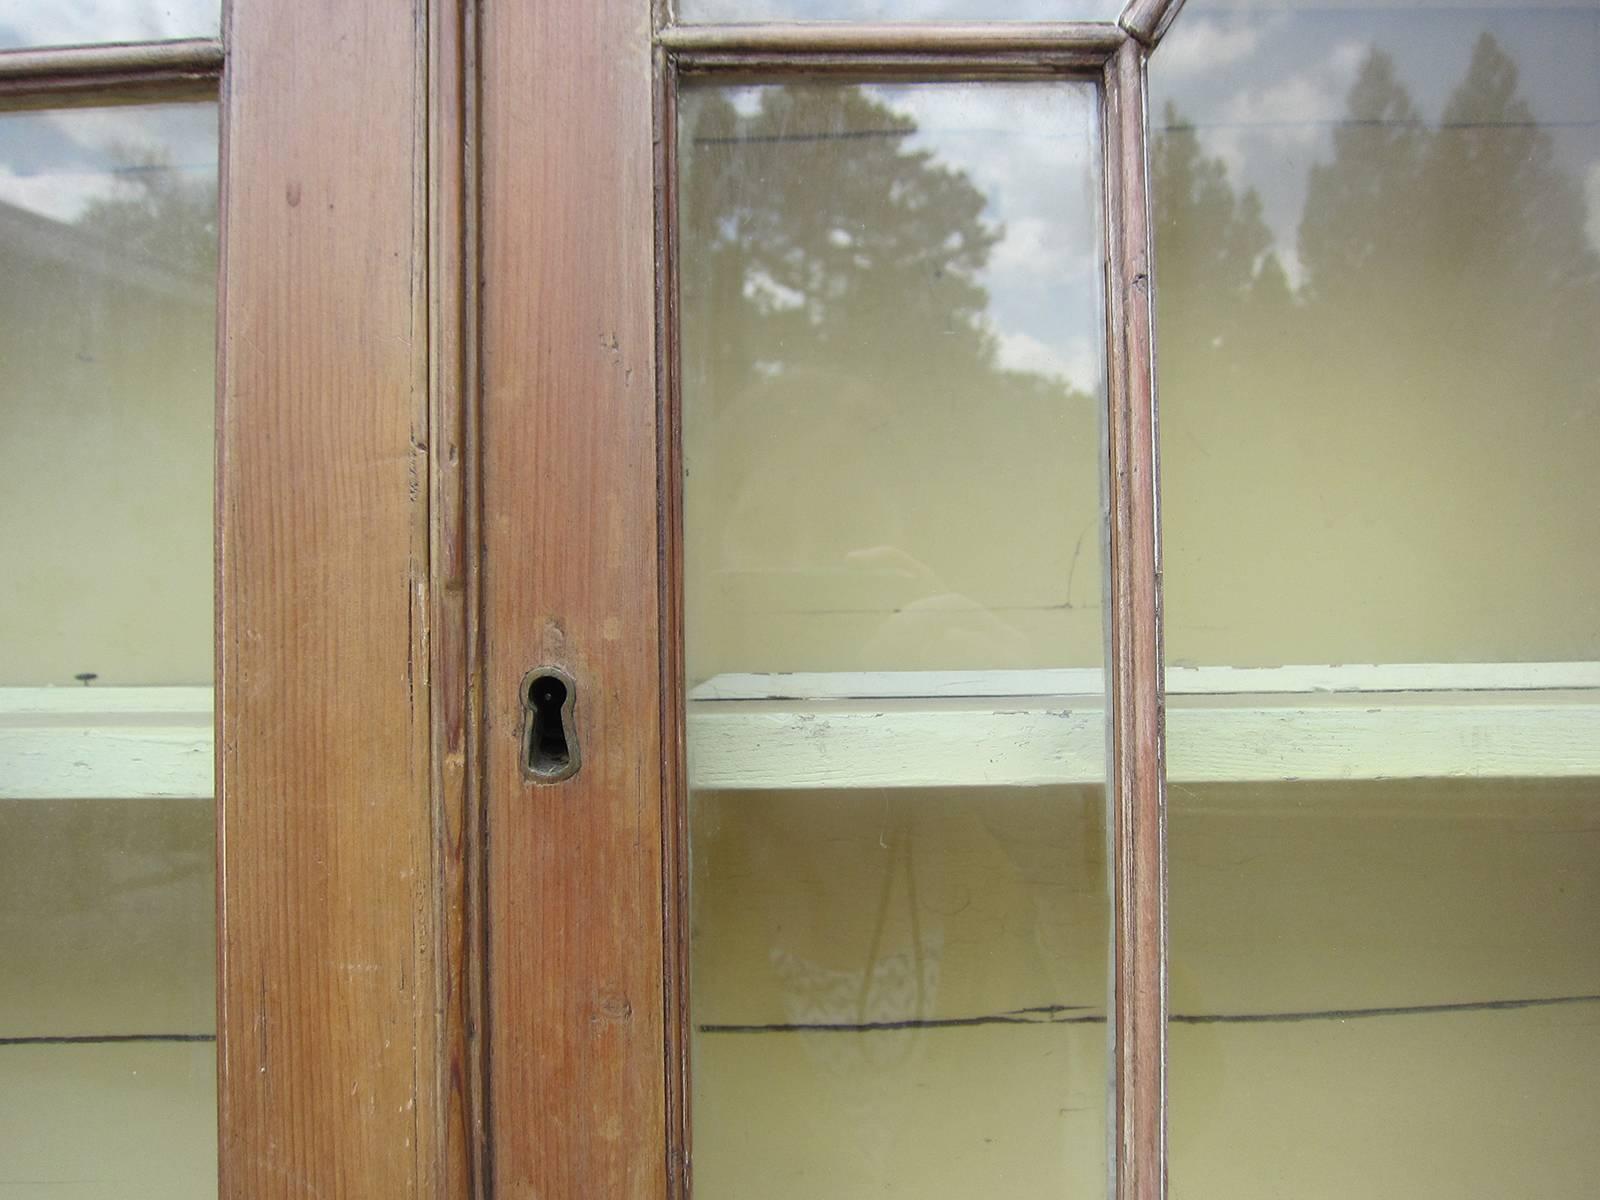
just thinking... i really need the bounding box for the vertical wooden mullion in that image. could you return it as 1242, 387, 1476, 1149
216, 0, 443, 1194
479, 0, 668, 1194
1103, 35, 1169, 1200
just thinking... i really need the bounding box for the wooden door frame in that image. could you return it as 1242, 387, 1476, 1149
1, 0, 1183, 1193
222, 0, 1172, 1196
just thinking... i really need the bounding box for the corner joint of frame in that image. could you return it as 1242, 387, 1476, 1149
1117, 0, 1188, 54
1116, 17, 1159, 51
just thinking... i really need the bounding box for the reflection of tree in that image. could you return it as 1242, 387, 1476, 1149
76, 143, 218, 280
1297, 50, 1428, 310
682, 85, 1103, 675
684, 88, 1003, 395
1296, 37, 1600, 369
1155, 33, 1600, 663
1418, 36, 1600, 382
1159, 32, 1600, 397
1151, 101, 1293, 396
1159, 33, 1600, 360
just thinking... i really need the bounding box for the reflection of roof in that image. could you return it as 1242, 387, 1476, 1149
0, 197, 211, 307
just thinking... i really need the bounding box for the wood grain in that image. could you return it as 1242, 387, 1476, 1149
216, 0, 443, 1195
1103, 36, 1168, 1200
480, 0, 667, 1194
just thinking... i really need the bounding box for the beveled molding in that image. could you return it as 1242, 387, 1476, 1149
657, 20, 1127, 52
657, 20, 1125, 74
0, 38, 222, 107
653, 0, 1191, 65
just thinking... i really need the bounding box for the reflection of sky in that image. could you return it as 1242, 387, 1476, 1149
872, 84, 1106, 395
0, 0, 216, 50
680, 0, 1121, 20
0, 105, 217, 223
1151, 2, 1600, 280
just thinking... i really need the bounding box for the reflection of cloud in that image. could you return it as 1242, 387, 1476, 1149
1156, 17, 1268, 79
0, 164, 109, 220
0, 106, 216, 222
898, 86, 1099, 229
0, 0, 217, 48
992, 216, 1074, 279
1169, 37, 1367, 281
994, 328, 1098, 394
1205, 39, 1367, 176
875, 85, 1106, 399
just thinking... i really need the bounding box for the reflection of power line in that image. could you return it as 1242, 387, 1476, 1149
104, 161, 215, 175
695, 128, 912, 147
6, 162, 215, 178
695, 127, 1089, 146
697, 118, 1600, 150
1159, 117, 1600, 132
1191, 2, 1597, 14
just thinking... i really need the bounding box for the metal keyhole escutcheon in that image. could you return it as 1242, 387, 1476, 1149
521, 666, 579, 783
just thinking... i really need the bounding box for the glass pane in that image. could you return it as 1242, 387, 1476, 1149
678, 0, 1125, 23
681, 81, 1109, 1197
0, 1, 218, 50
0, 102, 217, 1198
1152, 0, 1600, 668
1153, 0, 1600, 1195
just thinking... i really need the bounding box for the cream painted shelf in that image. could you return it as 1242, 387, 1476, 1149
0, 687, 212, 800
4, 666, 1598, 798
687, 663, 1600, 790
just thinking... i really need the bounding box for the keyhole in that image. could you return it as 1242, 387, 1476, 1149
522, 668, 579, 782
